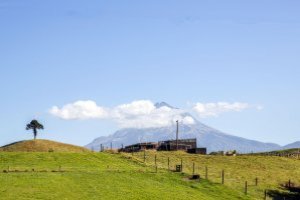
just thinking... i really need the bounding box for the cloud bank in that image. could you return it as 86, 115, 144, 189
50, 100, 108, 120
49, 100, 195, 128
50, 100, 260, 128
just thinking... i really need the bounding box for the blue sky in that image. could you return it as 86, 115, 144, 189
0, 0, 299, 146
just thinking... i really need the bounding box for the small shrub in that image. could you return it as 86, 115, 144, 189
209, 151, 224, 155
48, 148, 54, 152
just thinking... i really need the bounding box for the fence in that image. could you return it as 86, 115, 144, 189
246, 150, 300, 160
127, 150, 299, 199
1, 150, 298, 199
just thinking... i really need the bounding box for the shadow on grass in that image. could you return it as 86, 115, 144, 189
268, 182, 300, 200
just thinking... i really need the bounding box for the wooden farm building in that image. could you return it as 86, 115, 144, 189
157, 138, 197, 151
119, 138, 207, 154
120, 142, 158, 153
119, 121, 207, 154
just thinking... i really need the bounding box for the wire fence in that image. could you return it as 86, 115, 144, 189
127, 150, 299, 200
1, 151, 299, 199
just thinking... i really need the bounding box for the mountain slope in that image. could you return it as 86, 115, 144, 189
86, 102, 280, 153
86, 124, 280, 153
0, 139, 90, 152
282, 141, 300, 149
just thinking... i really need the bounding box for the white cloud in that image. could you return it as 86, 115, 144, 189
49, 100, 195, 128
193, 102, 250, 118
182, 116, 195, 125
112, 100, 192, 128
49, 100, 257, 128
114, 100, 156, 117
49, 100, 108, 120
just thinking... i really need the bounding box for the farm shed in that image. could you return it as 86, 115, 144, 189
157, 138, 197, 151
120, 142, 158, 152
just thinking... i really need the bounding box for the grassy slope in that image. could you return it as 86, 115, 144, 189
0, 152, 251, 200
131, 151, 300, 199
0, 140, 90, 152
266, 148, 300, 154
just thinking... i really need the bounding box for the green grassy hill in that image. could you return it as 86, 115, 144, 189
130, 150, 300, 199
0, 140, 90, 152
0, 151, 250, 200
1, 141, 299, 199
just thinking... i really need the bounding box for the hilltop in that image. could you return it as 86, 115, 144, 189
0, 139, 90, 153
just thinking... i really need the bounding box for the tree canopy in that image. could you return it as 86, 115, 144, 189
26, 120, 44, 140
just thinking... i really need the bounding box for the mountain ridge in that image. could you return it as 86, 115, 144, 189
85, 102, 293, 153
283, 141, 300, 149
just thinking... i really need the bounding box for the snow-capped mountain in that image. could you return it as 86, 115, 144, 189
86, 102, 281, 153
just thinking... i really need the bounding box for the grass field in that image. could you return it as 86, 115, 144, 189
0, 152, 251, 200
1, 139, 299, 199
129, 150, 300, 199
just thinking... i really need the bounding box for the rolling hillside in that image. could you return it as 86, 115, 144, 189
1, 139, 298, 199
130, 150, 300, 199
0, 140, 90, 153
0, 151, 250, 200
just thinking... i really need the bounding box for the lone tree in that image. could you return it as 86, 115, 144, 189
26, 120, 44, 140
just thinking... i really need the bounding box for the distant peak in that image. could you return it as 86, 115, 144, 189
154, 102, 178, 109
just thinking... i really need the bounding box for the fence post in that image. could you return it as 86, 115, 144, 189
264, 190, 267, 200
222, 170, 225, 184
181, 158, 183, 172
144, 150, 146, 162
245, 181, 248, 195
205, 166, 208, 179
255, 177, 258, 186
288, 179, 291, 188
168, 157, 170, 170
193, 163, 195, 175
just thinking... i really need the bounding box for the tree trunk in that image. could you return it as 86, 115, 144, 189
33, 128, 37, 140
